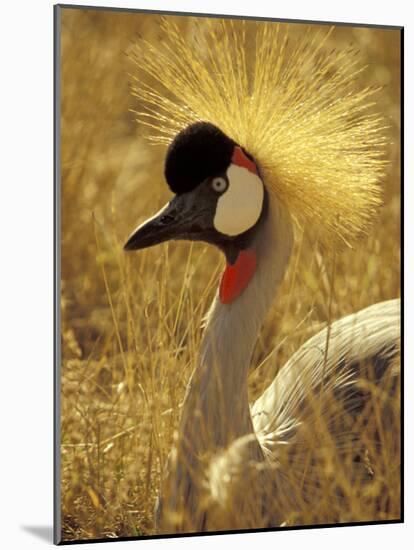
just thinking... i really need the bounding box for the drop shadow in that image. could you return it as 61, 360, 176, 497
21, 525, 54, 543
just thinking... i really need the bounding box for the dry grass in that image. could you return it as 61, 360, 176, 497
58, 8, 401, 542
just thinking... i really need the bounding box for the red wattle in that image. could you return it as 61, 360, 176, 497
219, 249, 257, 304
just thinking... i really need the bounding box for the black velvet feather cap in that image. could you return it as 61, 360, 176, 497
164, 121, 237, 194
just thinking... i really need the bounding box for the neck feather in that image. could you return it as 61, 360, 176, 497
157, 199, 293, 532
180, 199, 294, 449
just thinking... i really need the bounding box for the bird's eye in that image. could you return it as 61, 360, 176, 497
211, 177, 228, 193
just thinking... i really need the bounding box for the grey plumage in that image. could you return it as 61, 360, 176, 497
155, 198, 400, 533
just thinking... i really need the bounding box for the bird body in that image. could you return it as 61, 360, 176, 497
208, 300, 399, 531
148, 199, 399, 532
124, 17, 400, 533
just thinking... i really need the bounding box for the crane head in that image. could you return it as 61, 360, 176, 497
124, 121, 267, 265
129, 19, 387, 248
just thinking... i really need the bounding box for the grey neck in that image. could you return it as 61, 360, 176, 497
179, 199, 294, 451
157, 199, 294, 532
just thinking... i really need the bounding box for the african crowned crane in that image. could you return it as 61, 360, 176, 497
124, 18, 400, 533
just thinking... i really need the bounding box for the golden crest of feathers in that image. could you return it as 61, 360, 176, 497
129, 17, 388, 246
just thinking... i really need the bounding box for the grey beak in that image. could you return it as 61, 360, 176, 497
124, 200, 179, 251
123, 190, 214, 251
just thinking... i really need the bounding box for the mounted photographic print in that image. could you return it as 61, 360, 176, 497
54, 4, 403, 544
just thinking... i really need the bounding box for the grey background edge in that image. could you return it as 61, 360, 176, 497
55, 3, 403, 29
54, 4, 62, 545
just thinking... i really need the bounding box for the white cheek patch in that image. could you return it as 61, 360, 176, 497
213, 164, 264, 236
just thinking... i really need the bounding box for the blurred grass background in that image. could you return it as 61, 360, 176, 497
59, 7, 401, 541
